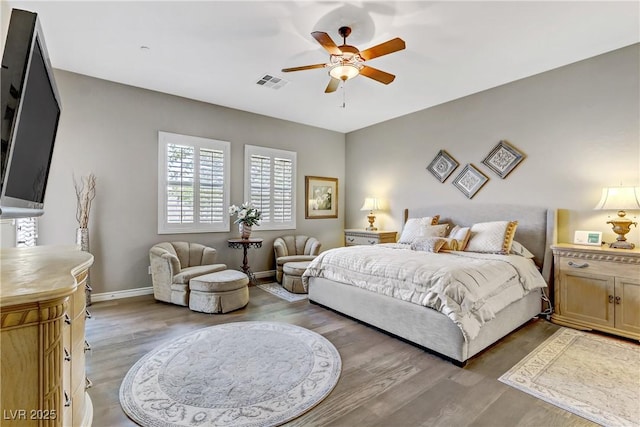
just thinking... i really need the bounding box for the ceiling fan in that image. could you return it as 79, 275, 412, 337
282, 26, 406, 93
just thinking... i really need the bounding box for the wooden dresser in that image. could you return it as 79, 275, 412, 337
550, 243, 640, 341
1, 246, 94, 426
344, 229, 397, 246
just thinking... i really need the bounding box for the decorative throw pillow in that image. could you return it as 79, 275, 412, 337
410, 237, 447, 253
398, 216, 441, 244
439, 238, 459, 251
464, 221, 518, 254
510, 240, 535, 258
448, 225, 471, 250
422, 223, 449, 238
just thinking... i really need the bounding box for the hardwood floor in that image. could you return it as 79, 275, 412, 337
85, 286, 596, 427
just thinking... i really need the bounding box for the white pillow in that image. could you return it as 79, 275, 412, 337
465, 221, 518, 254
448, 225, 471, 250
398, 216, 440, 244
411, 237, 447, 253
510, 240, 535, 258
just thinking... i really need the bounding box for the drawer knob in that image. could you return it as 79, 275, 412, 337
567, 261, 589, 268
615, 296, 621, 305
609, 295, 614, 303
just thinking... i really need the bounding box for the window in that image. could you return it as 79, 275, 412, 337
158, 132, 230, 234
244, 145, 296, 230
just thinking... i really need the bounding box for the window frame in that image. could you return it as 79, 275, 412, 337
244, 145, 296, 231
157, 131, 230, 234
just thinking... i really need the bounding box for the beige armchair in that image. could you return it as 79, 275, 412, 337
274, 235, 321, 283
150, 242, 226, 306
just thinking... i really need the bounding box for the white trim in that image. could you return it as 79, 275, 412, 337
91, 286, 154, 302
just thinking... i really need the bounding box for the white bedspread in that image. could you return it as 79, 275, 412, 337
302, 244, 547, 339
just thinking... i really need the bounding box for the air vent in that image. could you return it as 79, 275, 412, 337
256, 74, 289, 90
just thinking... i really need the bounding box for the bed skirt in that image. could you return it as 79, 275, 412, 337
308, 277, 542, 364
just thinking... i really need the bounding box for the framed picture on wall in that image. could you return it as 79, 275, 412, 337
305, 176, 338, 219
452, 164, 489, 199
427, 149, 459, 183
482, 140, 525, 179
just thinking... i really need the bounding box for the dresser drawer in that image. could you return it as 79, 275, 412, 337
345, 235, 379, 246
557, 255, 640, 279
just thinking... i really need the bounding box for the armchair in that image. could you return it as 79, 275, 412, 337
150, 242, 226, 306
273, 235, 321, 283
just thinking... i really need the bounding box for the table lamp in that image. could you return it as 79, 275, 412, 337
360, 198, 381, 231
593, 186, 640, 249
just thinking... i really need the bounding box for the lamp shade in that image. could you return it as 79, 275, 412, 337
593, 187, 640, 210
329, 64, 359, 81
360, 198, 381, 211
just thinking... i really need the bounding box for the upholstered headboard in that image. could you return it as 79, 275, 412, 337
404, 204, 557, 284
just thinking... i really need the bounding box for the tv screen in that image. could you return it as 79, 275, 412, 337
0, 9, 61, 218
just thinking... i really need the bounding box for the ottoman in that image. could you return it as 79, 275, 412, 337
282, 261, 311, 294
189, 270, 249, 314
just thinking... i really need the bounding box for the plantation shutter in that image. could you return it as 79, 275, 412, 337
244, 145, 296, 230
249, 154, 271, 222
273, 157, 293, 223
159, 132, 230, 233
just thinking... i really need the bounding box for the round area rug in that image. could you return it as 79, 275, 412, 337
119, 321, 341, 427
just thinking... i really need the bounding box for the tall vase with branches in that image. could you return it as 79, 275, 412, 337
74, 173, 96, 305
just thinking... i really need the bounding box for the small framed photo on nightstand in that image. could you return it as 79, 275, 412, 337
573, 230, 602, 246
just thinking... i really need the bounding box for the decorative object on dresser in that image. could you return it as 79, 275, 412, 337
451, 164, 489, 199
305, 176, 338, 219
550, 243, 640, 340
273, 235, 321, 283
500, 327, 640, 427
573, 230, 602, 246
427, 149, 459, 183
593, 186, 640, 249
344, 229, 397, 246
149, 242, 227, 306
482, 140, 525, 179
120, 321, 341, 427
74, 173, 96, 305
228, 202, 261, 239
1, 246, 94, 427
360, 197, 381, 230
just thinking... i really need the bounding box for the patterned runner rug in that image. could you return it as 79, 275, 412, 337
120, 321, 341, 426
257, 282, 308, 302
499, 327, 640, 427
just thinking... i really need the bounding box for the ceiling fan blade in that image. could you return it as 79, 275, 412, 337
325, 77, 341, 93
281, 63, 327, 72
311, 31, 343, 55
360, 65, 396, 85
359, 37, 406, 61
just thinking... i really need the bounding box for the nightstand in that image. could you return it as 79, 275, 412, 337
550, 243, 640, 340
344, 229, 397, 246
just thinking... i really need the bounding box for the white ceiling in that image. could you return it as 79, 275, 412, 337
3, 1, 639, 133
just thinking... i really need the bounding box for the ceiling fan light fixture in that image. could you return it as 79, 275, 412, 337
329, 64, 359, 81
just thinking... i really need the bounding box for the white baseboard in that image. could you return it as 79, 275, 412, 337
91, 287, 154, 302
90, 270, 275, 302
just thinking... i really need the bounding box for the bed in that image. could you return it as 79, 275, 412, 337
304, 204, 556, 365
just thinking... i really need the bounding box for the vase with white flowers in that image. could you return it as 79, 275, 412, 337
229, 202, 261, 239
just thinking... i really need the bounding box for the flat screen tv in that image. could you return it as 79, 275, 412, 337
0, 9, 61, 218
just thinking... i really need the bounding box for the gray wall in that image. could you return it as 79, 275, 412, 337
39, 71, 345, 294
345, 44, 640, 246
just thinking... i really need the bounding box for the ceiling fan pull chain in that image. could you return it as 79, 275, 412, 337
341, 82, 346, 108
